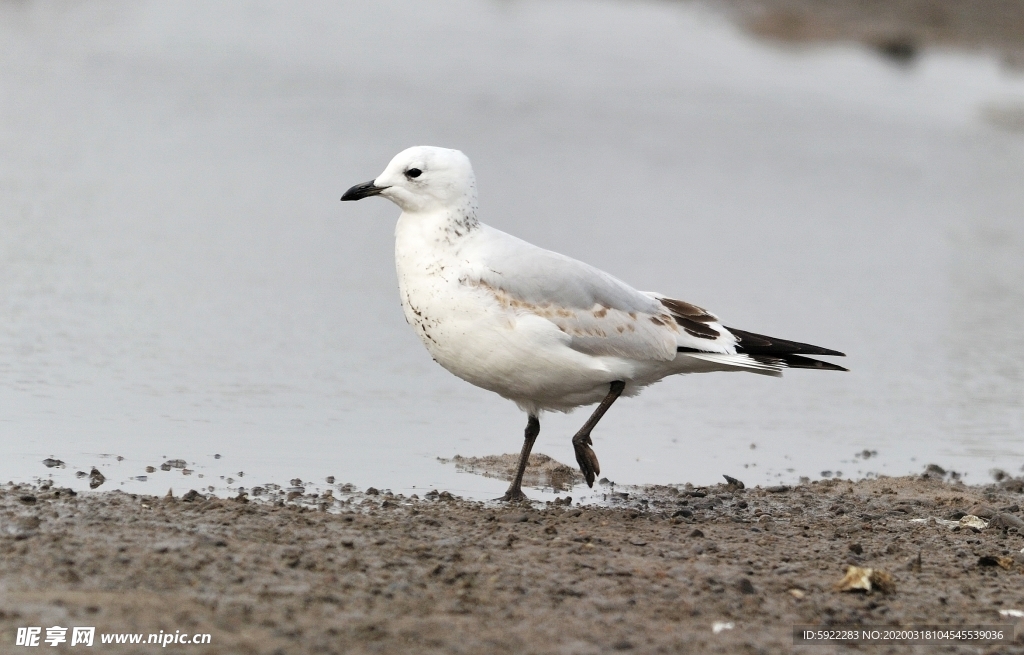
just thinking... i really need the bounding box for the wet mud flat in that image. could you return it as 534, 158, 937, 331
1, 474, 1024, 654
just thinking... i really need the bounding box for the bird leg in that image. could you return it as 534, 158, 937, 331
499, 414, 541, 502
572, 381, 625, 488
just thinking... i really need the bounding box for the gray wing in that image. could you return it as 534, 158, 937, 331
462, 226, 735, 360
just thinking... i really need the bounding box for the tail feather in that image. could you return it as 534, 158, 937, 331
678, 323, 848, 374
682, 352, 784, 377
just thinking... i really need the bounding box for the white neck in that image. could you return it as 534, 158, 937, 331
395, 201, 480, 250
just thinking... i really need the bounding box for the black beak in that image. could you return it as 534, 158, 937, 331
341, 180, 388, 201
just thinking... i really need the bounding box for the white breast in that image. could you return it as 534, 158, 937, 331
394, 210, 493, 366
393, 211, 619, 410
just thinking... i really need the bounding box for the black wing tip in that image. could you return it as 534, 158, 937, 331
675, 347, 848, 371
806, 348, 846, 357
725, 326, 846, 358
779, 354, 849, 372
814, 347, 846, 358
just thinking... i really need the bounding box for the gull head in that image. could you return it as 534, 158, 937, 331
341, 146, 476, 214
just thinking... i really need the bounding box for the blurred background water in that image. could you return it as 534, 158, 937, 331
1, 0, 1022, 501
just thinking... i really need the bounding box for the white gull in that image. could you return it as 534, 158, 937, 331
342, 146, 846, 501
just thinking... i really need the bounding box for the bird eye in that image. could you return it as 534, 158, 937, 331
405, 168, 422, 179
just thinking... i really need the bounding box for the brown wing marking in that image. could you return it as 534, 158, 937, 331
658, 297, 720, 340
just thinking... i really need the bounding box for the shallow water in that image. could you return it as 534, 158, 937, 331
1, 0, 1022, 501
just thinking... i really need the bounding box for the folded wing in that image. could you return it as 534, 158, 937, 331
464, 226, 846, 372
465, 227, 735, 361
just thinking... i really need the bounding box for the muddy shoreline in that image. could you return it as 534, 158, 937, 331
2, 471, 1023, 654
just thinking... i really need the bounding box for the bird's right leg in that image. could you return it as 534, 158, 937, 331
571, 381, 625, 487
499, 414, 541, 502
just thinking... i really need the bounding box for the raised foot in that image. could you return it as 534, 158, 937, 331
572, 433, 600, 488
